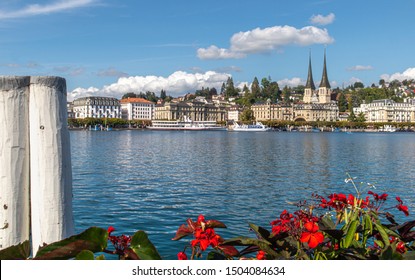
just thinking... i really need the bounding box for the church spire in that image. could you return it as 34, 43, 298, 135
305, 51, 316, 90
319, 49, 331, 88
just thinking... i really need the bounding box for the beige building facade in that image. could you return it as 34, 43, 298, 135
154, 100, 227, 122
354, 99, 415, 122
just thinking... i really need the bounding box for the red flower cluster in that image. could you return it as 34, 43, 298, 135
319, 193, 369, 211
270, 209, 324, 249
299, 222, 324, 249
368, 191, 388, 201
396, 197, 409, 216
270, 210, 294, 235
173, 214, 238, 259
107, 226, 131, 255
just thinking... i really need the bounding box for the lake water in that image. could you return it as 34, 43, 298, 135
70, 130, 415, 259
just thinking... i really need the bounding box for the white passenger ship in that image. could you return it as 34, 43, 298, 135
147, 116, 226, 131
228, 121, 271, 132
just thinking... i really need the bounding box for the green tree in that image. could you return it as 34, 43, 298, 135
354, 81, 364, 89
240, 108, 255, 122
225, 77, 238, 98
337, 92, 348, 112
160, 89, 167, 100
282, 86, 290, 103
251, 77, 260, 98
122, 92, 137, 99
356, 112, 366, 122
220, 82, 226, 95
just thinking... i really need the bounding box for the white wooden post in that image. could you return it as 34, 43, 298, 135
0, 76, 31, 250
29, 76, 74, 255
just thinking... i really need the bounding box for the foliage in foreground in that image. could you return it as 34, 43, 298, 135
1, 175, 414, 260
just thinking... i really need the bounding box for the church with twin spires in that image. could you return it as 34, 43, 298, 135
292, 50, 339, 122
251, 50, 339, 122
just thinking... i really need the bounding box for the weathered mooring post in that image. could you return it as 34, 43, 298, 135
0, 76, 74, 256
0, 76, 31, 250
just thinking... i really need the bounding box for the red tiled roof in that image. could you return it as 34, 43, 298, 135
120, 97, 154, 104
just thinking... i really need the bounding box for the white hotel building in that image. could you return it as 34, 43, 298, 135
120, 97, 155, 120
72, 96, 121, 119
354, 99, 415, 122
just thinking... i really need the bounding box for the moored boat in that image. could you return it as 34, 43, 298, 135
147, 116, 226, 131
228, 121, 271, 132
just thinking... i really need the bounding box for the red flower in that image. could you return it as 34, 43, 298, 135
177, 251, 188, 260
271, 210, 293, 235
396, 242, 407, 254
107, 226, 115, 234
396, 197, 409, 216
191, 227, 222, 251
256, 250, 266, 260
368, 191, 388, 201
397, 204, 409, 216
300, 222, 324, 248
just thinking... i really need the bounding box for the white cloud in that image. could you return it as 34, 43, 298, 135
310, 13, 335, 26
69, 86, 100, 101
347, 65, 374, 71
277, 77, 304, 87
197, 25, 334, 60
197, 45, 246, 59
381, 67, 415, 82
0, 0, 96, 20
68, 71, 231, 101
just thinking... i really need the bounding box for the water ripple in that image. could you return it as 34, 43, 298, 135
70, 130, 415, 259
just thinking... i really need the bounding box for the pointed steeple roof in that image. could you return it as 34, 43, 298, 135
319, 49, 331, 88
305, 52, 316, 90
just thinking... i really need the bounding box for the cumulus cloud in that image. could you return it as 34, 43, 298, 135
381, 68, 415, 82
277, 77, 305, 87
0, 0, 96, 20
197, 25, 334, 60
68, 71, 231, 101
310, 13, 335, 26
347, 65, 374, 71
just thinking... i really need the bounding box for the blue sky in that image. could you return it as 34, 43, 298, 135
1, 0, 414, 100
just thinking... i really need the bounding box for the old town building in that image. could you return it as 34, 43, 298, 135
120, 97, 155, 120
72, 96, 121, 119
154, 98, 227, 122
354, 98, 415, 122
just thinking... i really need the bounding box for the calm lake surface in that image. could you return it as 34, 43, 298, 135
70, 130, 415, 259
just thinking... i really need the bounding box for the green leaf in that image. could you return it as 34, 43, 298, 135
322, 229, 344, 240
319, 215, 335, 230
34, 227, 108, 260
207, 251, 227, 260
171, 224, 193, 241
75, 250, 95, 260
362, 213, 373, 245
130, 230, 162, 260
374, 222, 390, 247
249, 223, 272, 240
222, 236, 278, 258
403, 251, 415, 260
0, 240, 31, 260
343, 220, 359, 248
206, 220, 227, 229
